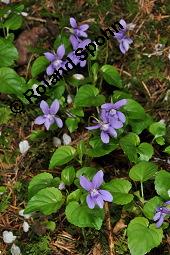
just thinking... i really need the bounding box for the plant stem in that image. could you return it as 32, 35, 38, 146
140, 182, 144, 199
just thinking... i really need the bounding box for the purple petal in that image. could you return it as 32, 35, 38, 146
95, 196, 104, 208
79, 24, 89, 31
101, 131, 110, 144
44, 118, 54, 130
112, 99, 127, 110
40, 100, 50, 115
110, 118, 123, 129
92, 170, 104, 189
164, 201, 170, 205
122, 39, 130, 52
99, 189, 113, 202
108, 127, 117, 137
50, 99, 59, 115
80, 176, 92, 191
78, 39, 91, 48
57, 45, 65, 59
86, 194, 95, 209
77, 30, 88, 38
54, 117, 63, 128
153, 212, 161, 221
80, 60, 87, 67
119, 42, 126, 54
70, 17, 77, 28
156, 215, 165, 228
44, 52, 55, 62
101, 103, 114, 111
34, 116, 45, 125
119, 19, 127, 30
46, 64, 54, 75
117, 111, 126, 123
86, 124, 100, 130
69, 35, 79, 49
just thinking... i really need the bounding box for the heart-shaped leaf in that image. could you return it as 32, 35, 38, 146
155, 170, 170, 200
127, 217, 163, 255
65, 201, 104, 230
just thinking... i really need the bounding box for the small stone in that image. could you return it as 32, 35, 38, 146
72, 74, 85, 80
3, 231, 16, 244
23, 221, 30, 232
62, 133, 72, 145
11, 244, 21, 255
19, 140, 30, 154
53, 137, 61, 147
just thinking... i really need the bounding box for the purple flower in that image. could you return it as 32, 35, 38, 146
153, 201, 170, 227
86, 99, 127, 144
80, 170, 113, 209
44, 45, 65, 76
114, 19, 133, 54
68, 35, 91, 67
70, 17, 89, 39
101, 99, 127, 129
34, 100, 63, 130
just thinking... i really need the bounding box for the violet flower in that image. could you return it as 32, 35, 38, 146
70, 17, 89, 38
153, 201, 170, 227
101, 99, 127, 129
86, 99, 127, 144
114, 19, 133, 54
80, 170, 113, 209
68, 35, 91, 67
34, 100, 63, 130
44, 44, 65, 75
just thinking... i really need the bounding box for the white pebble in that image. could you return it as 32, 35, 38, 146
72, 74, 85, 80
19, 140, 30, 154
1, 0, 10, 4
67, 95, 73, 104
53, 137, 61, 147
19, 209, 32, 219
58, 182, 65, 190
23, 221, 30, 232
62, 133, 72, 145
3, 231, 16, 244
11, 244, 21, 255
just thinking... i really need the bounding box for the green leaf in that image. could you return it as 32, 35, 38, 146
0, 186, 7, 195
164, 146, 170, 154
49, 145, 76, 168
129, 114, 153, 134
143, 196, 163, 220
103, 179, 133, 205
88, 136, 118, 157
124, 99, 145, 119
155, 170, 170, 200
28, 172, 54, 199
127, 217, 163, 255
31, 56, 49, 78
61, 166, 75, 185
149, 122, 166, 138
65, 117, 79, 133
0, 38, 18, 67
137, 143, 154, 161
4, 13, 23, 30
0, 67, 25, 95
129, 161, 158, 182
0, 107, 11, 124
25, 187, 63, 215
119, 133, 140, 163
65, 201, 104, 230
74, 85, 105, 107
76, 167, 97, 179
67, 189, 82, 203
101, 64, 122, 88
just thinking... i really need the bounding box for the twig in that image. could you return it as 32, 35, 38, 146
142, 81, 151, 98
26, 16, 47, 23
105, 202, 116, 255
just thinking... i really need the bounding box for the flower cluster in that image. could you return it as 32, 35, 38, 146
80, 170, 113, 209
153, 200, 170, 227
87, 99, 127, 143
114, 19, 133, 54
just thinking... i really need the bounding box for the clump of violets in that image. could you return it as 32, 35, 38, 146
69, 17, 89, 39
153, 200, 170, 227
44, 44, 65, 75
68, 35, 91, 67
34, 100, 63, 130
86, 99, 127, 144
80, 170, 113, 209
114, 19, 133, 54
